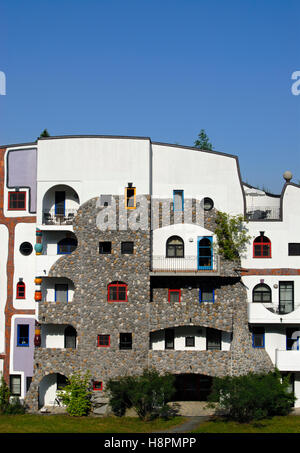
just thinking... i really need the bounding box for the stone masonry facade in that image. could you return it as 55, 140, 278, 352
25, 196, 273, 412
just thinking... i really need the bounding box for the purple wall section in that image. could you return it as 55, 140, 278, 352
7, 148, 37, 213
13, 318, 35, 396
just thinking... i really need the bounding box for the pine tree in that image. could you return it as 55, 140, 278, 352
194, 129, 213, 150
39, 129, 50, 137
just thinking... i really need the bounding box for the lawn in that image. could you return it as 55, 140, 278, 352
193, 415, 300, 433
0, 414, 186, 433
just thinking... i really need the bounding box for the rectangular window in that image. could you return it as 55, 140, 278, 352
100, 195, 112, 206
99, 241, 112, 254
185, 336, 195, 347
199, 288, 214, 303
97, 334, 110, 347
55, 284, 68, 302
125, 187, 136, 209
121, 242, 134, 254
165, 329, 175, 350
26, 377, 32, 392
17, 324, 29, 347
279, 281, 294, 314
168, 289, 181, 303
252, 327, 265, 348
286, 328, 300, 350
8, 191, 26, 210
119, 333, 132, 350
173, 190, 184, 211
206, 328, 221, 351
10, 375, 21, 396
289, 243, 300, 256
93, 381, 103, 391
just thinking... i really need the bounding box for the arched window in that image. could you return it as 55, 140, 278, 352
108, 281, 128, 302
16, 281, 25, 299
253, 234, 271, 258
166, 236, 184, 258
57, 237, 78, 255
64, 326, 77, 349
252, 284, 272, 303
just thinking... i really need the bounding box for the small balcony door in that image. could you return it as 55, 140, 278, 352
55, 191, 65, 216
279, 281, 294, 314
198, 237, 213, 270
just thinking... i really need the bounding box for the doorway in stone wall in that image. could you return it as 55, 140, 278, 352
173, 374, 213, 401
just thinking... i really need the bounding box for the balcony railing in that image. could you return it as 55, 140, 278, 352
262, 301, 300, 315
151, 255, 219, 273
43, 209, 77, 225
246, 206, 280, 221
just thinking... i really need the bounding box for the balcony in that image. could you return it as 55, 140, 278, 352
150, 255, 220, 276
246, 206, 280, 221
275, 349, 300, 371
43, 209, 77, 226
248, 302, 300, 323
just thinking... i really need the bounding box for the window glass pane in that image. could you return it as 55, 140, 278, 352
201, 290, 214, 302
173, 191, 183, 211
207, 328, 221, 350
126, 188, 135, 208
10, 375, 21, 396
109, 286, 118, 300
118, 286, 126, 301
169, 291, 180, 302
55, 284, 68, 302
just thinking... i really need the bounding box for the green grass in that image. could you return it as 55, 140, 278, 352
193, 415, 300, 433
0, 414, 186, 433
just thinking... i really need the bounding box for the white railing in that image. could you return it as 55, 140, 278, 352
151, 255, 218, 272
43, 209, 77, 225
246, 206, 280, 220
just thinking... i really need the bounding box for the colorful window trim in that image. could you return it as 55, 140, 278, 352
97, 334, 110, 347
199, 288, 215, 303
17, 324, 29, 347
16, 281, 26, 299
168, 289, 181, 303
173, 190, 184, 211
253, 235, 271, 258
8, 191, 26, 210
125, 187, 136, 210
93, 381, 103, 391
108, 282, 128, 302
252, 327, 265, 348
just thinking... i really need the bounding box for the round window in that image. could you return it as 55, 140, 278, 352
203, 197, 214, 211
20, 242, 33, 256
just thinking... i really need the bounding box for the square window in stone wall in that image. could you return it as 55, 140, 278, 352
98, 334, 110, 347
93, 381, 103, 391
121, 242, 134, 254
99, 241, 112, 254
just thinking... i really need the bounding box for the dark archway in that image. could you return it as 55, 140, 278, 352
173, 374, 213, 401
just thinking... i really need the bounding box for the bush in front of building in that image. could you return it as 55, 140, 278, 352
106, 368, 178, 421
214, 211, 251, 260
208, 370, 296, 422
0, 376, 25, 414
57, 371, 92, 417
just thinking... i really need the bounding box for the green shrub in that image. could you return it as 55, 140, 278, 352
0, 376, 10, 414
106, 368, 177, 421
214, 211, 251, 260
57, 371, 92, 417
208, 370, 296, 422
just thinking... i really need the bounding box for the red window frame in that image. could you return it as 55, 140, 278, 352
8, 191, 26, 211
97, 334, 110, 347
168, 289, 181, 303
16, 282, 26, 299
107, 282, 128, 302
253, 235, 271, 258
93, 381, 103, 391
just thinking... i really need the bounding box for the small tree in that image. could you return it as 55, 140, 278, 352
39, 129, 50, 137
208, 370, 295, 422
0, 375, 10, 414
194, 129, 213, 150
57, 371, 92, 417
214, 211, 251, 261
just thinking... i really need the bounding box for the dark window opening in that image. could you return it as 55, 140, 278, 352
206, 328, 221, 351
166, 236, 184, 258
252, 284, 272, 303
121, 242, 134, 254
119, 333, 132, 350
251, 327, 265, 348
19, 242, 33, 256
165, 329, 175, 350
98, 334, 110, 347
99, 241, 112, 254
289, 243, 300, 256
185, 336, 195, 347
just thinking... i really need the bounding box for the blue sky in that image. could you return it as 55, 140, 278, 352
0, 0, 299, 193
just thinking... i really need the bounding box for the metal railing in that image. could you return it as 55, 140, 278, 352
43, 209, 77, 225
246, 206, 280, 221
151, 255, 218, 272
262, 301, 300, 315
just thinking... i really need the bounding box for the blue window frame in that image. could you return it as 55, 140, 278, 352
197, 236, 213, 270
57, 237, 77, 255
55, 284, 68, 302
199, 288, 215, 303
173, 190, 184, 211
252, 327, 265, 348
17, 324, 29, 347
286, 328, 300, 350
